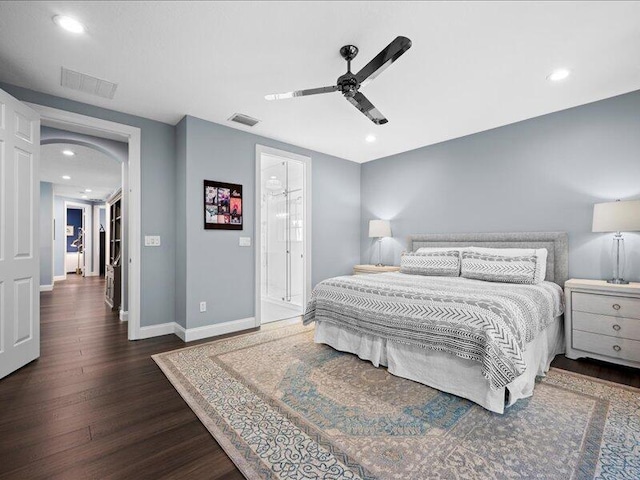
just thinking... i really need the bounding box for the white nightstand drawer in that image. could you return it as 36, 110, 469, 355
572, 292, 640, 319
573, 311, 640, 341
573, 330, 640, 363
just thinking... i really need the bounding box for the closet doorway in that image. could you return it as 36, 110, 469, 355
255, 145, 311, 325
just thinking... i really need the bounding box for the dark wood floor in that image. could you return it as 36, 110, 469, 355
0, 276, 637, 479
0, 275, 244, 479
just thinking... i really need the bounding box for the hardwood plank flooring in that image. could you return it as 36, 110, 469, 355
0, 275, 245, 480
0, 275, 637, 479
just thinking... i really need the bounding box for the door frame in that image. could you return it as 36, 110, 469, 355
255, 144, 312, 327
63, 201, 91, 277
28, 103, 143, 340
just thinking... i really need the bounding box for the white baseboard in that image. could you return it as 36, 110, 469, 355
137, 322, 175, 340
177, 317, 255, 342
133, 317, 255, 343
85, 271, 99, 277
54, 275, 66, 282
119, 310, 129, 322
40, 284, 54, 292
173, 323, 187, 341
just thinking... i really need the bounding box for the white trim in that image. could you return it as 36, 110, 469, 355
255, 145, 312, 328
137, 322, 175, 340
174, 317, 255, 343
119, 310, 129, 322
54, 275, 66, 282
50, 185, 55, 288
40, 285, 54, 292
85, 271, 99, 277
28, 103, 142, 341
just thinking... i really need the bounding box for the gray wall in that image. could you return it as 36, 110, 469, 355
39, 182, 53, 286
1, 82, 177, 327
99, 208, 106, 230
177, 115, 360, 329
361, 90, 640, 282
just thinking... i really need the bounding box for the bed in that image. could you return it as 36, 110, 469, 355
304, 232, 569, 413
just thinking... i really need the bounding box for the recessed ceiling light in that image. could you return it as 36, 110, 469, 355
547, 69, 570, 82
365, 134, 376, 143
85, 189, 92, 193
53, 15, 85, 34
270, 176, 277, 179
62, 149, 75, 156
81, 195, 88, 199
62, 175, 71, 180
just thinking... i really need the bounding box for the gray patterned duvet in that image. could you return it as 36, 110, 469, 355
304, 273, 564, 389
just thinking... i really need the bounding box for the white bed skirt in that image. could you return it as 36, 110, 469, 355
314, 316, 565, 414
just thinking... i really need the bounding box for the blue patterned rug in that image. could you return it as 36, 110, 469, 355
153, 323, 640, 479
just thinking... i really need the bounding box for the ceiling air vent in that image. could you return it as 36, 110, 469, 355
61, 67, 118, 99
228, 113, 260, 127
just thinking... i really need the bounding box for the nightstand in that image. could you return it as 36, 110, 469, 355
564, 279, 640, 369
353, 264, 400, 275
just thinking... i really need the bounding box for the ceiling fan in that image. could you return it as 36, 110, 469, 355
265, 36, 412, 125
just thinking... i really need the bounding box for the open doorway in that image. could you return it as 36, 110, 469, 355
64, 204, 88, 277
41, 132, 125, 314
255, 145, 311, 325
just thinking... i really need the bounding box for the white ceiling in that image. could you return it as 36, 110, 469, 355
40, 143, 121, 201
1, 2, 640, 163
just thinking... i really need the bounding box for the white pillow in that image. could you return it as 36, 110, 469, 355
467, 247, 547, 284
401, 251, 461, 277
415, 247, 468, 254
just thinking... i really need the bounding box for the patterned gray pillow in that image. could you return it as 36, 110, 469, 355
461, 251, 538, 284
400, 251, 460, 277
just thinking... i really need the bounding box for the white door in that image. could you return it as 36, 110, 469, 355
0, 88, 41, 379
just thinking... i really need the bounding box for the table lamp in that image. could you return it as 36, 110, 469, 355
369, 219, 391, 266
592, 199, 640, 284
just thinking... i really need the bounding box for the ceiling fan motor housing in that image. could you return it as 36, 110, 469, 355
337, 73, 359, 97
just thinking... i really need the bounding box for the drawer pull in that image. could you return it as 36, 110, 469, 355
613, 345, 621, 352
612, 324, 621, 331
612, 304, 621, 310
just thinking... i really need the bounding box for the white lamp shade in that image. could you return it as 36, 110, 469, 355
369, 219, 391, 238
592, 200, 640, 232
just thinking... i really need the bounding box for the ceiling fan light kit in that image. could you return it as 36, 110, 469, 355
265, 36, 412, 125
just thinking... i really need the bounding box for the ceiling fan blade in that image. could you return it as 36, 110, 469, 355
355, 36, 412, 85
265, 85, 338, 100
345, 92, 388, 125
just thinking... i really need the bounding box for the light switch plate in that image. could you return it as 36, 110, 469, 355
239, 237, 251, 247
145, 235, 161, 247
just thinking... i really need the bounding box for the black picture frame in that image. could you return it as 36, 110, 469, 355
204, 180, 243, 230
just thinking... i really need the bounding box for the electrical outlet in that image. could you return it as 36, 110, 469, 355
199, 301, 206, 313
144, 235, 161, 247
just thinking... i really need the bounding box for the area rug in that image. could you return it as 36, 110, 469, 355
153, 323, 640, 479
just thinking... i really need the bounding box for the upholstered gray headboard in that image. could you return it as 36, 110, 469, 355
407, 232, 569, 287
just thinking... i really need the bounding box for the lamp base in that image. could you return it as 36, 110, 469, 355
607, 278, 629, 285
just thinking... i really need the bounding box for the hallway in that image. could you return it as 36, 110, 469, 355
0, 275, 243, 479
